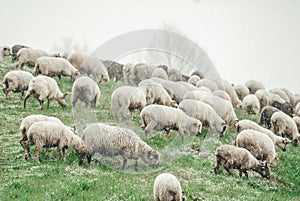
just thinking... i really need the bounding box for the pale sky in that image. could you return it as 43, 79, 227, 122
1, 0, 300, 93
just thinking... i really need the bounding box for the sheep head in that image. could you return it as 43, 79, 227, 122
254, 161, 270, 180
141, 150, 160, 169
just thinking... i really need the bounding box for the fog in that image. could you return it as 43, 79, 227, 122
1, 0, 300, 93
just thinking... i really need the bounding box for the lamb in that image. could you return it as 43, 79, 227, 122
233, 83, 249, 101
236, 129, 278, 166
140, 105, 202, 141
80, 123, 160, 171
212, 90, 232, 103
188, 75, 201, 86
67, 52, 88, 70
111, 86, 138, 121
242, 94, 260, 115
23, 75, 68, 109
151, 67, 168, 80
236, 119, 289, 151
102, 60, 124, 82
214, 144, 270, 179
245, 80, 265, 94
11, 44, 28, 61
71, 76, 101, 108
259, 106, 280, 128
179, 99, 227, 137
16, 48, 60, 70
33, 56, 80, 81
153, 173, 185, 201
24, 121, 86, 164
2, 70, 34, 99
183, 90, 239, 127
271, 111, 300, 146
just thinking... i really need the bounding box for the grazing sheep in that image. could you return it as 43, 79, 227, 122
33, 56, 80, 81
259, 106, 280, 128
293, 116, 300, 133
123, 63, 157, 86
140, 105, 202, 141
270, 88, 291, 104
2, 70, 34, 99
188, 75, 201, 86
67, 52, 88, 70
236, 129, 278, 166
236, 119, 289, 151
11, 44, 28, 61
196, 79, 219, 91
153, 173, 185, 201
80, 123, 160, 171
128, 87, 148, 113
233, 83, 249, 101
168, 68, 183, 81
16, 48, 60, 70
151, 67, 168, 80
25, 121, 86, 163
280, 88, 296, 107
219, 79, 242, 109
245, 80, 265, 94
271, 111, 300, 146
102, 60, 124, 82
111, 86, 138, 121
183, 90, 238, 127
214, 144, 270, 179
23, 75, 68, 109
80, 56, 110, 84
179, 99, 227, 137
242, 94, 260, 115
255, 89, 270, 110
213, 90, 232, 103
72, 76, 101, 108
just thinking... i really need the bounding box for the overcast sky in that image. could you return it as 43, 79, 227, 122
1, 0, 300, 93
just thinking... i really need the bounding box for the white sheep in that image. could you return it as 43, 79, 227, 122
259, 106, 280, 129
71, 76, 101, 108
280, 88, 296, 106
16, 48, 60, 70
25, 121, 86, 164
23, 75, 68, 109
233, 83, 249, 101
2, 70, 34, 99
140, 104, 202, 141
111, 86, 138, 121
242, 94, 260, 115
188, 75, 201, 86
67, 52, 88, 70
153, 173, 185, 201
179, 99, 227, 137
196, 79, 219, 91
212, 90, 232, 103
236, 119, 289, 151
245, 79, 266, 94
151, 67, 168, 80
33, 56, 80, 81
11, 44, 28, 61
271, 111, 300, 146
236, 129, 278, 166
214, 144, 270, 179
0, 46, 11, 64
80, 56, 110, 84
80, 123, 160, 171
219, 79, 242, 109
269, 88, 291, 104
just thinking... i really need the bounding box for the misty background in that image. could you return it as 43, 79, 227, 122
1, 0, 299, 93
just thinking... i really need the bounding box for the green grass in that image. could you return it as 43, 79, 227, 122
0, 57, 299, 200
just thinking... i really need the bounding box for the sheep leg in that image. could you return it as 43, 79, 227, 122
24, 140, 31, 160
23, 93, 31, 108
87, 154, 92, 164
144, 122, 156, 139
47, 99, 50, 109
134, 159, 139, 171
122, 157, 128, 170
178, 127, 185, 141
214, 164, 221, 175
34, 144, 42, 163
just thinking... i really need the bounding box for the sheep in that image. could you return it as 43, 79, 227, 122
67, 52, 88, 70
293, 116, 300, 133
214, 144, 270, 179
151, 67, 168, 80
102, 60, 124, 82
196, 79, 219, 91
219, 79, 242, 109
236, 119, 289, 151
0, 46, 11, 64
33, 56, 80, 81
188, 75, 201, 86
128, 87, 148, 113
80, 56, 110, 84
236, 129, 278, 166
23, 75, 68, 110
11, 44, 28, 61
245, 80, 265, 94
80, 123, 160, 171
271, 111, 300, 146
280, 88, 296, 107
24, 121, 86, 164
71, 76, 101, 108
168, 68, 183, 81
255, 89, 270, 110
183, 90, 239, 127
16, 48, 60, 70
269, 88, 291, 104
270, 100, 293, 117
2, 70, 34, 99
111, 86, 138, 121
233, 83, 249, 101
140, 104, 202, 141
212, 90, 232, 103
259, 106, 280, 129
123, 63, 158, 86
179, 99, 227, 137
242, 94, 260, 115
153, 173, 185, 201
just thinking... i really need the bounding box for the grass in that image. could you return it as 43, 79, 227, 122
0, 57, 299, 200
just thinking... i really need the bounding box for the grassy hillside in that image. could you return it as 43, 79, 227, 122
0, 57, 299, 201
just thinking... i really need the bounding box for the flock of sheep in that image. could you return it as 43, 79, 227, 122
1, 43, 300, 200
